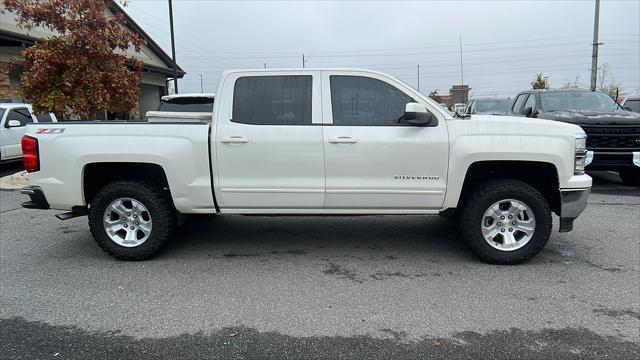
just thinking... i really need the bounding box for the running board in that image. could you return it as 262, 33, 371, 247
55, 206, 88, 220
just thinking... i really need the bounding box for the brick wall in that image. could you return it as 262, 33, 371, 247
0, 62, 14, 102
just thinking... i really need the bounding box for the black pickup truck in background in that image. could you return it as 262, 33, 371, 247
508, 89, 640, 186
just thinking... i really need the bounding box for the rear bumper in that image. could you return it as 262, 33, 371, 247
558, 188, 590, 233
586, 151, 640, 171
20, 186, 50, 210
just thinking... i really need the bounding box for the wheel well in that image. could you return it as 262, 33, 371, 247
457, 161, 560, 214
83, 163, 170, 205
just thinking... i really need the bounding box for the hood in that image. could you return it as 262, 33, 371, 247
537, 109, 640, 125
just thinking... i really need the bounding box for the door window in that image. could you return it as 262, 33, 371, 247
6, 108, 33, 127
623, 99, 639, 113
523, 94, 536, 113
511, 94, 528, 113
330, 75, 414, 126
232, 75, 312, 125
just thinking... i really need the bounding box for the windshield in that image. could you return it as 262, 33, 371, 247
476, 99, 511, 113
0, 108, 5, 120
540, 91, 617, 112
158, 98, 214, 112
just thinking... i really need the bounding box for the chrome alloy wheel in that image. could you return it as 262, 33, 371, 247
481, 199, 536, 251
103, 198, 153, 247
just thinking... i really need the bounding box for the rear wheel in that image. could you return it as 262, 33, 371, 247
460, 179, 552, 264
88, 180, 175, 260
619, 168, 640, 187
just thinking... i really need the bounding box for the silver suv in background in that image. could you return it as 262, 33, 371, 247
466, 97, 512, 115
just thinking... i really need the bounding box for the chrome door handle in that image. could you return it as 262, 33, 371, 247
328, 137, 358, 144
221, 136, 249, 144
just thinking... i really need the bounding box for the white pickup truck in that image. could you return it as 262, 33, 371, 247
20, 69, 592, 264
1, 103, 58, 161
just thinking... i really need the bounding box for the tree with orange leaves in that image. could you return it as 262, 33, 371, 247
3, 0, 144, 119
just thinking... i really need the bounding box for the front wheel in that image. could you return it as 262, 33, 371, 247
459, 179, 552, 264
619, 168, 640, 187
88, 180, 176, 260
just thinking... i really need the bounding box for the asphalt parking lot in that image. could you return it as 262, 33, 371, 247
1, 162, 639, 359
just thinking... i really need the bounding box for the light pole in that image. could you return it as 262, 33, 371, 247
200, 74, 203, 93
168, 0, 178, 93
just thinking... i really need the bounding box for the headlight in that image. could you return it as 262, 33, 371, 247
574, 134, 588, 175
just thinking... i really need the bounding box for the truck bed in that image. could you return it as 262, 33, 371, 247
24, 121, 216, 213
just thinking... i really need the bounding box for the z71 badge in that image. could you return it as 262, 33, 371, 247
36, 128, 65, 134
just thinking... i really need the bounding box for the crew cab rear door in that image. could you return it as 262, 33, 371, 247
214, 71, 325, 209
321, 71, 449, 210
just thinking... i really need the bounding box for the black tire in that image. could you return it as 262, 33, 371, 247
619, 168, 640, 187
88, 180, 176, 260
459, 179, 552, 265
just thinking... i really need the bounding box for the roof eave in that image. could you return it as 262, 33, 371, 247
107, 0, 185, 78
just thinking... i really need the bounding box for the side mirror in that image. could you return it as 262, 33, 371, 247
522, 107, 533, 117
7, 120, 22, 128
404, 102, 435, 126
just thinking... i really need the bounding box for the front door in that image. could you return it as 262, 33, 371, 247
215, 72, 325, 209
322, 72, 449, 210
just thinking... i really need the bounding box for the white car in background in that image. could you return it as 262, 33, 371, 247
146, 93, 215, 123
0, 103, 58, 162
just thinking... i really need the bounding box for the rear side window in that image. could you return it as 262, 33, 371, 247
35, 113, 53, 123
233, 75, 312, 125
330, 75, 414, 126
511, 94, 528, 113
624, 99, 639, 113
6, 108, 33, 127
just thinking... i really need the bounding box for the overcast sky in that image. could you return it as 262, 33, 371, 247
125, 0, 640, 98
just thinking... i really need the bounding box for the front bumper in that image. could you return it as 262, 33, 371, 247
558, 188, 590, 232
20, 186, 50, 210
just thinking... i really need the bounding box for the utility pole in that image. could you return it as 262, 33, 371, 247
590, 0, 601, 91
459, 35, 464, 85
302, 54, 308, 68
199, 74, 203, 93
417, 65, 420, 92
168, 0, 178, 93
263, 63, 267, 69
